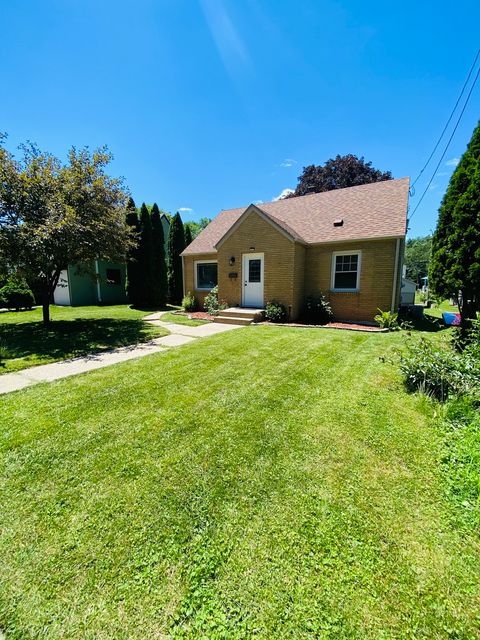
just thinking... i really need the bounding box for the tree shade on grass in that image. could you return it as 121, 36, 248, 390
0, 304, 167, 373
167, 211, 185, 304
151, 203, 168, 307
430, 121, 480, 323
0, 326, 478, 638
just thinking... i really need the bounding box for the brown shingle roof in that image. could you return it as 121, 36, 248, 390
181, 178, 409, 255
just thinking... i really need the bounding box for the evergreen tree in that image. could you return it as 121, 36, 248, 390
151, 203, 167, 306
430, 121, 480, 323
184, 224, 193, 247
138, 202, 154, 306
125, 197, 141, 306
167, 212, 185, 304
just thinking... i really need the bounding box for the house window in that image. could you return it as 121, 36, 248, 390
331, 251, 361, 291
195, 261, 218, 290
106, 268, 121, 285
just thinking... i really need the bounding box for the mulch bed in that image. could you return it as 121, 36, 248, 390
186, 311, 215, 321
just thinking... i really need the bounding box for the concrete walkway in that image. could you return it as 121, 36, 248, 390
0, 312, 241, 395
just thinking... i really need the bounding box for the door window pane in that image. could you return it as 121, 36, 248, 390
249, 259, 261, 283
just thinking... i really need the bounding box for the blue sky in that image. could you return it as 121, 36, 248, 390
1, 0, 479, 238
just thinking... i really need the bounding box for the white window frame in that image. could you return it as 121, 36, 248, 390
194, 259, 218, 291
330, 250, 362, 292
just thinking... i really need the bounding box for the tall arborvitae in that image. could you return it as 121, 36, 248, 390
151, 203, 167, 307
138, 202, 154, 306
430, 121, 480, 323
125, 197, 141, 306
167, 212, 186, 304
184, 224, 193, 248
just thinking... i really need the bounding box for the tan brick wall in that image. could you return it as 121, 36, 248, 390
217, 210, 297, 315
184, 224, 401, 322
183, 253, 218, 309
304, 239, 398, 322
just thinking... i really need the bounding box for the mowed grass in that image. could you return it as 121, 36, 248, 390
0, 305, 168, 374
0, 326, 479, 639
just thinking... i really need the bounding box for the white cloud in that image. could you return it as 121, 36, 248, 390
200, 0, 249, 79
446, 157, 460, 167
437, 171, 449, 177
273, 188, 294, 201
428, 183, 438, 191
253, 199, 264, 205
179, 207, 193, 212
280, 158, 297, 168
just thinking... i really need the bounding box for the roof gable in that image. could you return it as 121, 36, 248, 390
181, 178, 409, 256
214, 204, 304, 249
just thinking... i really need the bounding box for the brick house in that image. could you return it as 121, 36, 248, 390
181, 178, 409, 322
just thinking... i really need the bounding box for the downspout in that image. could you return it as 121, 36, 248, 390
391, 239, 400, 313
95, 260, 102, 304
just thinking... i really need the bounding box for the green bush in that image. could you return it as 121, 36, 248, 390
203, 286, 227, 315
302, 292, 333, 325
265, 301, 287, 323
374, 309, 399, 330
398, 336, 480, 401
182, 291, 197, 312
0, 280, 35, 311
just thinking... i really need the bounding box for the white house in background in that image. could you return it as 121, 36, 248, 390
400, 277, 416, 306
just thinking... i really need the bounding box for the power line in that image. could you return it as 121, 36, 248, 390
410, 47, 480, 191
408, 61, 480, 223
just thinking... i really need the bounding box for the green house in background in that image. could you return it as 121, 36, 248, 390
53, 261, 128, 306
53, 213, 170, 306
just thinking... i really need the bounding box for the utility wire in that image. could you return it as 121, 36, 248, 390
410, 47, 480, 191
408, 62, 480, 222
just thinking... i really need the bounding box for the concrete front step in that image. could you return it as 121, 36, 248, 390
219, 307, 264, 321
214, 315, 253, 326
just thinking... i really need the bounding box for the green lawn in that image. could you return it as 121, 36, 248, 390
0, 305, 168, 374
161, 311, 209, 326
0, 326, 478, 638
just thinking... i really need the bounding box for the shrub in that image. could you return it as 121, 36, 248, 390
0, 280, 35, 311
182, 291, 197, 312
398, 336, 480, 401
203, 286, 227, 315
374, 309, 399, 330
265, 301, 287, 323
302, 292, 333, 325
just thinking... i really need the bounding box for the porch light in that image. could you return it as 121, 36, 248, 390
229, 256, 235, 266
249, 246, 255, 251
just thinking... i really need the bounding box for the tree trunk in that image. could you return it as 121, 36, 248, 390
42, 294, 50, 325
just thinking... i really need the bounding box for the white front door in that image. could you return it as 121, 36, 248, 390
242, 253, 264, 307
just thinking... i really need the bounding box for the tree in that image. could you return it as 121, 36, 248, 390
184, 224, 193, 247
288, 154, 392, 197
184, 217, 211, 240
0, 136, 132, 324
167, 212, 185, 304
404, 235, 432, 285
137, 202, 154, 306
430, 122, 480, 324
151, 203, 167, 306
125, 197, 142, 306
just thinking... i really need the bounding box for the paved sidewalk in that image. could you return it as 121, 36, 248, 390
0, 312, 241, 395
